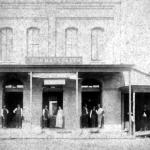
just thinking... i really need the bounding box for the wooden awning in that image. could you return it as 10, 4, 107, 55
120, 69, 150, 93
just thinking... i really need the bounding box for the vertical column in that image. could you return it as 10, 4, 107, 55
129, 71, 132, 135
0, 80, 3, 126
76, 72, 78, 115
133, 92, 135, 135
76, 72, 80, 128
121, 93, 124, 130
30, 72, 33, 126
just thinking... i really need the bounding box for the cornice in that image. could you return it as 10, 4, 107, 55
0, 0, 121, 9
0, 0, 121, 4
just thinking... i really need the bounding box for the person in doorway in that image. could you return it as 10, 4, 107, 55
42, 105, 49, 128
141, 105, 148, 131
56, 106, 63, 128
13, 104, 23, 128
1, 105, 9, 128
90, 106, 97, 128
96, 104, 104, 128
82, 104, 89, 128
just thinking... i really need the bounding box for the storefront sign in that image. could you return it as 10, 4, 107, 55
44, 79, 65, 85
26, 57, 82, 65
32, 73, 77, 79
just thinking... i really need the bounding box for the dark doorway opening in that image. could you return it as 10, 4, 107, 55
4, 92, 23, 128
123, 93, 129, 131
42, 87, 63, 128
81, 79, 101, 128
43, 92, 63, 110
82, 92, 101, 111
123, 93, 150, 132
135, 93, 150, 131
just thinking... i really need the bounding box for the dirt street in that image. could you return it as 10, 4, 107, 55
0, 138, 150, 150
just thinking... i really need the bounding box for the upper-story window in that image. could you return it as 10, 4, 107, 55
0, 27, 13, 61
27, 27, 40, 57
65, 27, 78, 56
91, 27, 104, 60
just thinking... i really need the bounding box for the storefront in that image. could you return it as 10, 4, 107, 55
0, 64, 133, 132
120, 69, 150, 135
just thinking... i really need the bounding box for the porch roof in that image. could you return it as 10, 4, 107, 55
120, 69, 150, 93
0, 64, 133, 73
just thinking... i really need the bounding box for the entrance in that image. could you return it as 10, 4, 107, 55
135, 93, 150, 131
81, 79, 101, 128
123, 93, 150, 132
3, 75, 24, 128
82, 92, 101, 111
4, 92, 23, 128
42, 86, 63, 128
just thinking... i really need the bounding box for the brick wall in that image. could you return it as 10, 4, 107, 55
102, 73, 123, 130
63, 79, 81, 129
32, 78, 43, 127
22, 78, 30, 128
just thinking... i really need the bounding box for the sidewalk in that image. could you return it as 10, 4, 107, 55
0, 128, 134, 139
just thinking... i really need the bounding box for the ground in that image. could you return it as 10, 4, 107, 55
0, 138, 150, 150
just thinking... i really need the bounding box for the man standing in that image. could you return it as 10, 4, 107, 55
82, 104, 89, 128
96, 104, 104, 128
13, 104, 23, 128
42, 105, 49, 128
1, 105, 9, 128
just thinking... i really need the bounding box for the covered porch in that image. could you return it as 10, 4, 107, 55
0, 64, 132, 132
120, 69, 150, 136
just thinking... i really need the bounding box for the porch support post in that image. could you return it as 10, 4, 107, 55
30, 72, 33, 127
133, 92, 135, 135
121, 93, 124, 130
76, 72, 79, 115
129, 71, 132, 135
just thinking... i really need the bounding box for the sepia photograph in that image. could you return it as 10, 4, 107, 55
0, 0, 150, 149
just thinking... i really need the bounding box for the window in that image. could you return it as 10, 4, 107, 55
65, 27, 78, 56
27, 27, 40, 57
0, 27, 13, 61
91, 28, 104, 60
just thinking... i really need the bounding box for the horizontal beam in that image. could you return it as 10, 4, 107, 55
0, 64, 133, 73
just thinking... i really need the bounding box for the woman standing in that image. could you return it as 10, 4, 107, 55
96, 104, 104, 128
56, 106, 63, 128
90, 106, 97, 128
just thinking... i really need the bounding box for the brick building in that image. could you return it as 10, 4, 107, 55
0, 0, 150, 135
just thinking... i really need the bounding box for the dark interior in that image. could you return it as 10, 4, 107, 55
42, 91, 63, 128
4, 92, 23, 128
135, 93, 150, 131
123, 93, 150, 131
82, 92, 101, 111
43, 91, 63, 110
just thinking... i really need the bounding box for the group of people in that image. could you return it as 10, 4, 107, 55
1, 104, 23, 128
42, 105, 64, 128
81, 104, 104, 128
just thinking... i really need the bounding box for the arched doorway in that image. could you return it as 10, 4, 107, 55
3, 75, 23, 128
81, 78, 102, 128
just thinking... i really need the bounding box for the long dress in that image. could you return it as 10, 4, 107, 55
91, 110, 97, 127
97, 108, 104, 128
56, 109, 63, 128
42, 108, 49, 128
13, 108, 22, 128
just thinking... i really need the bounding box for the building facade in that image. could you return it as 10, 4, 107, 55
0, 0, 150, 134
